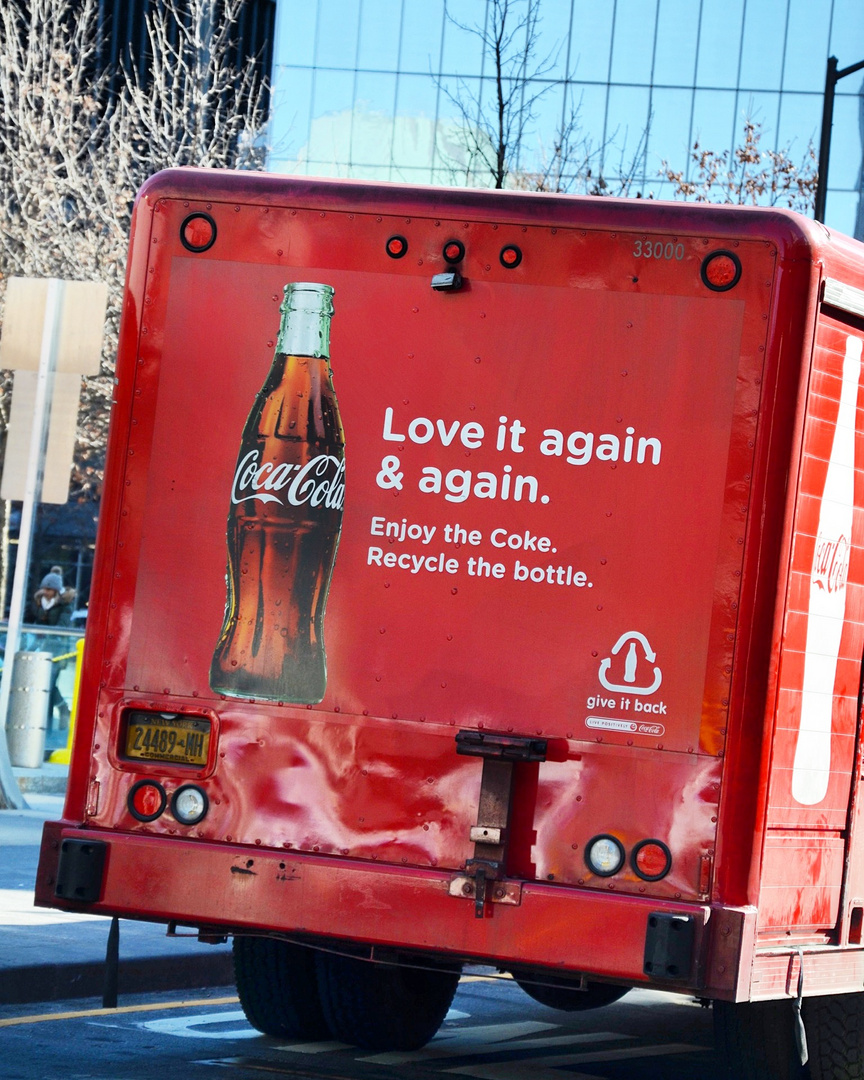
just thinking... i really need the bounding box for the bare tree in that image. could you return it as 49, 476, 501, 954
0, 0, 270, 536
513, 108, 652, 197
0, 0, 270, 481
661, 118, 818, 214
436, 0, 646, 196
436, 0, 577, 189
124, 0, 268, 172
0, 0, 270, 805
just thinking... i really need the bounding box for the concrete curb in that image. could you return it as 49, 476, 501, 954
0, 951, 235, 1006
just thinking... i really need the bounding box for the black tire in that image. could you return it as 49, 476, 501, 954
315, 950, 461, 1051
804, 991, 864, 1079
512, 972, 630, 1011
713, 999, 806, 1080
233, 935, 331, 1040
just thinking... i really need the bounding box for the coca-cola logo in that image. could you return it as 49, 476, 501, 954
231, 450, 345, 509
812, 532, 850, 594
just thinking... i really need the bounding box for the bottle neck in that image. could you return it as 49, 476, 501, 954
276, 283, 334, 359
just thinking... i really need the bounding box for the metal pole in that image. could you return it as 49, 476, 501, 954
816, 56, 864, 223
815, 57, 838, 223
102, 916, 120, 1008
0, 279, 65, 809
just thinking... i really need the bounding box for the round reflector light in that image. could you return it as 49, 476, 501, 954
443, 239, 465, 264
386, 234, 408, 259
632, 839, 672, 881
585, 834, 625, 877
128, 780, 167, 822
180, 212, 217, 253
500, 244, 522, 268
171, 784, 209, 825
701, 250, 741, 291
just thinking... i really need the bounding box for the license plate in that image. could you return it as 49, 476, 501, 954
124, 712, 211, 766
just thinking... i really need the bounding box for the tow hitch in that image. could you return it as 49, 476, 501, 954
451, 731, 547, 917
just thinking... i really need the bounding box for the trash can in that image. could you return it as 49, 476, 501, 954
6, 651, 52, 769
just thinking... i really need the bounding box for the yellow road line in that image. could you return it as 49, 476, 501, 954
0, 973, 502, 1028
0, 995, 239, 1028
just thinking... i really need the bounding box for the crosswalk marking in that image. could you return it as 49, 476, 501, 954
197, 1060, 292, 1074
444, 1040, 707, 1078
199, 1040, 709, 1079
445, 1062, 602, 1080
196, 1024, 706, 1080
175, 992, 714, 1079
358, 1026, 632, 1065
525, 1041, 706, 1067
356, 1021, 556, 1063
275, 1040, 353, 1054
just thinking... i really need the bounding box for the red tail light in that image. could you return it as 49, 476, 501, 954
632, 839, 672, 881
701, 250, 741, 291
128, 780, 166, 822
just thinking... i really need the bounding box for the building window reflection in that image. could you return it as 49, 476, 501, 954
271, 0, 864, 238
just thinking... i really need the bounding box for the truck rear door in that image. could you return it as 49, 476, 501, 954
86, 175, 778, 925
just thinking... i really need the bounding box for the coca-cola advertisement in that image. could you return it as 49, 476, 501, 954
210, 282, 344, 704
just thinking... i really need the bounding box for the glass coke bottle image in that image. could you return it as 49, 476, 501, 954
791, 333, 861, 805
210, 283, 344, 703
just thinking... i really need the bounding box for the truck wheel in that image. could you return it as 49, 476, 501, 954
233, 936, 331, 1040
512, 972, 629, 1011
804, 991, 864, 1079
713, 999, 806, 1080
314, 950, 460, 1051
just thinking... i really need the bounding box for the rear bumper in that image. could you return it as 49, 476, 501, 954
37, 821, 741, 995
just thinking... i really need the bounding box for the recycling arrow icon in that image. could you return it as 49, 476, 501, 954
598, 631, 663, 695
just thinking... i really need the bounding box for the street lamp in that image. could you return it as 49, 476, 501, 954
815, 55, 864, 223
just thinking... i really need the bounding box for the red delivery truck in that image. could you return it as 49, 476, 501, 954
34, 168, 864, 1078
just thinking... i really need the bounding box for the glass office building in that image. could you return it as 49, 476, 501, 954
270, 0, 864, 237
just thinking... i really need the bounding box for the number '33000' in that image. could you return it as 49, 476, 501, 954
633, 239, 685, 260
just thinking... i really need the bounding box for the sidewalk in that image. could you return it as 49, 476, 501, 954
0, 770, 233, 1006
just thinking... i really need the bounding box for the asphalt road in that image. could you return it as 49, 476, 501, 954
0, 973, 726, 1080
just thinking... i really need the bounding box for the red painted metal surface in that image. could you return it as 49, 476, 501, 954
35, 170, 864, 1002
38, 820, 723, 992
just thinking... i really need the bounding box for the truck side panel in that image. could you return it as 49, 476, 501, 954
761, 306, 864, 944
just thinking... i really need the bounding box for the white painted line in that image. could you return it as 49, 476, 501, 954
445, 1064, 601, 1080
275, 1040, 354, 1054
358, 1021, 558, 1064
448, 1040, 707, 1072
141, 1010, 258, 1040
533, 1041, 707, 1066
